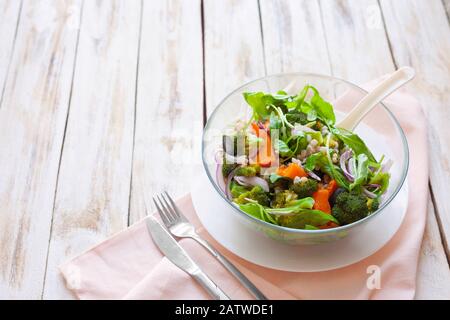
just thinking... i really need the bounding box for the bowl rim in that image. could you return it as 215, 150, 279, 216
201, 71, 409, 235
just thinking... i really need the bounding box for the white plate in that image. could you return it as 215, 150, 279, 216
191, 169, 408, 272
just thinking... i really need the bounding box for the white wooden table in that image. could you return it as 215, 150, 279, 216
0, 0, 449, 299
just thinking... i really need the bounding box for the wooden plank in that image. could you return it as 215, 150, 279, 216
128, 0, 203, 223
42, 0, 142, 299
443, 0, 450, 22
0, 0, 22, 102
416, 197, 450, 299
380, 0, 450, 257
203, 0, 265, 116
320, 0, 395, 82
259, 0, 330, 75
0, 0, 81, 299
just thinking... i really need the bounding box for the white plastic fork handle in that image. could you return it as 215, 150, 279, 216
336, 66, 415, 131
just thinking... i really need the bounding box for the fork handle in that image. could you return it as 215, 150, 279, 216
192, 236, 268, 300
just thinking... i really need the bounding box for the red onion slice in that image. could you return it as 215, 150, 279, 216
307, 171, 321, 181
225, 167, 240, 200
234, 176, 270, 192
216, 164, 226, 193
340, 150, 354, 182
362, 187, 377, 199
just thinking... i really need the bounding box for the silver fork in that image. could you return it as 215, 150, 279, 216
153, 192, 267, 300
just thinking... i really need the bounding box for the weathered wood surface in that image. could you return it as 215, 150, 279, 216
380, 0, 450, 260
0, 0, 22, 102
203, 0, 265, 116
129, 0, 204, 224
0, 0, 82, 298
42, 0, 142, 299
0, 0, 448, 299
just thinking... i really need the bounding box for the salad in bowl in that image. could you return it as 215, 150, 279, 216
216, 85, 392, 231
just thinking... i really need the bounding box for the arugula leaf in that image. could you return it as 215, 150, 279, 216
275, 139, 292, 157
277, 209, 339, 229
369, 171, 390, 195
304, 152, 350, 189
285, 85, 310, 109
332, 127, 376, 162
349, 154, 369, 190
309, 86, 336, 125
243, 92, 271, 119
300, 101, 317, 121
304, 152, 323, 172
269, 111, 282, 130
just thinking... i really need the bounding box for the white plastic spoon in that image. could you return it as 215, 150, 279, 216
337, 66, 415, 131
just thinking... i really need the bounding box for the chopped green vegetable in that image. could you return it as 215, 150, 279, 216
369, 171, 390, 195
278, 210, 339, 229
332, 127, 376, 162
235, 165, 260, 177
290, 178, 318, 199
234, 186, 270, 206
331, 191, 369, 225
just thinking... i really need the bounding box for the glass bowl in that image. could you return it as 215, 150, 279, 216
202, 73, 409, 245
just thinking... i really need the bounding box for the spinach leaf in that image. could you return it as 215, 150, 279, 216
238, 202, 277, 224
266, 197, 315, 214
332, 127, 376, 162
243, 92, 271, 119
349, 154, 369, 190
230, 181, 250, 198
277, 209, 339, 229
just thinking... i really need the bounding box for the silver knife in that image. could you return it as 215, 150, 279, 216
145, 215, 230, 300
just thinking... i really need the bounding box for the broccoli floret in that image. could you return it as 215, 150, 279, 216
235, 165, 260, 177
271, 190, 298, 208
367, 197, 380, 212
222, 163, 238, 177
290, 178, 318, 199
234, 186, 270, 206
331, 192, 369, 225
285, 109, 308, 125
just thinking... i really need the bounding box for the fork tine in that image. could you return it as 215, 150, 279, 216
157, 194, 176, 223
163, 191, 187, 222
153, 197, 170, 226
161, 192, 179, 219
153, 196, 172, 226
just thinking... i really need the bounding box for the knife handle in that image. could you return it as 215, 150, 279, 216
191, 270, 230, 300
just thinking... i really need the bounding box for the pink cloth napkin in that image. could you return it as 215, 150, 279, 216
60, 80, 428, 300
